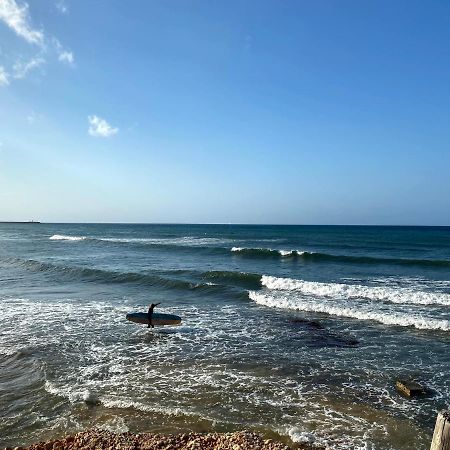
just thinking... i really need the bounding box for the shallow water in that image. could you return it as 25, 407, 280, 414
0, 224, 449, 449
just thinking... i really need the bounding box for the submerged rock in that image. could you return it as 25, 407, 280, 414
395, 379, 426, 397
290, 318, 324, 329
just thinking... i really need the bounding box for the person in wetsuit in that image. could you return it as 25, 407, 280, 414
147, 302, 161, 328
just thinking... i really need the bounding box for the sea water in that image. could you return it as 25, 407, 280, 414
0, 224, 449, 449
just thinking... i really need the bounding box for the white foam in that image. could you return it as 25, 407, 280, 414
249, 291, 450, 331
101, 398, 197, 417
49, 234, 86, 241
82, 390, 100, 404
287, 428, 318, 445
49, 235, 233, 246
261, 275, 450, 307
98, 417, 129, 434
44, 380, 84, 403
285, 425, 377, 450
1, 294, 443, 449
99, 236, 233, 246
231, 247, 306, 256
279, 250, 306, 256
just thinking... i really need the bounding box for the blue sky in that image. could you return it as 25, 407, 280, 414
0, 0, 449, 224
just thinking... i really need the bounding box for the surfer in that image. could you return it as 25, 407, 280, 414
147, 302, 161, 328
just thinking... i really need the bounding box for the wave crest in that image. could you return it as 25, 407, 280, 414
230, 247, 450, 268
231, 247, 305, 258
2, 257, 219, 292
261, 275, 450, 306
249, 291, 450, 331
49, 234, 86, 241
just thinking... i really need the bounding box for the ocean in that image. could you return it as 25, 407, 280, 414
0, 224, 449, 449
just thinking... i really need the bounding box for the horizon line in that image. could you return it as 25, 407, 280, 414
1, 221, 449, 227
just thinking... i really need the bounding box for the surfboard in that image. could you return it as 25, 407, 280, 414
126, 312, 182, 326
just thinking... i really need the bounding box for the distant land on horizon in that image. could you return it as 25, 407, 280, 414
0, 221, 41, 224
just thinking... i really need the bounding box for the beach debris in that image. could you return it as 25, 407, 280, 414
395, 379, 426, 397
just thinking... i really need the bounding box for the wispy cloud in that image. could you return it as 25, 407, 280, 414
13, 55, 44, 78
0, 66, 9, 85
58, 50, 73, 64
26, 110, 42, 124
88, 115, 119, 138
52, 38, 74, 65
55, 0, 68, 14
0, 0, 44, 46
0, 0, 74, 85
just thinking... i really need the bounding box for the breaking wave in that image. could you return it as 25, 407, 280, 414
48, 236, 450, 269
231, 247, 450, 268
249, 291, 450, 331
261, 275, 450, 306
231, 247, 305, 257
49, 234, 86, 241
49, 234, 231, 246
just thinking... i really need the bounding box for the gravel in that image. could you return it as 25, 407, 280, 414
5, 428, 298, 450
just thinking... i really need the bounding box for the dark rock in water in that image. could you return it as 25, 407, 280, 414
290, 318, 324, 329
289, 318, 358, 348
316, 333, 359, 348
337, 336, 359, 347
395, 379, 426, 397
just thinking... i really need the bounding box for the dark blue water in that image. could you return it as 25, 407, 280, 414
0, 224, 449, 449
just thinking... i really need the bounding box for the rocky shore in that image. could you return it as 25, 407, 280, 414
5, 428, 305, 450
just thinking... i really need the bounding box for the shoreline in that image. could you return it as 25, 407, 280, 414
4, 428, 314, 450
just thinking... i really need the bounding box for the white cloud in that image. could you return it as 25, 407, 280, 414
88, 115, 118, 138
52, 37, 74, 65
0, 66, 9, 85
0, 0, 74, 85
13, 55, 44, 78
58, 50, 73, 64
55, 0, 68, 14
0, 0, 44, 46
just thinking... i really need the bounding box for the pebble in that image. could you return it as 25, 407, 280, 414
5, 428, 300, 450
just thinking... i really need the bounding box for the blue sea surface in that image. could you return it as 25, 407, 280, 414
0, 224, 449, 449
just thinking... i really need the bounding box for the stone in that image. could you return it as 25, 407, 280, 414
395, 379, 425, 396
10, 428, 293, 450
